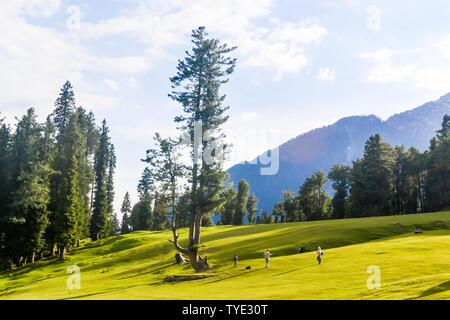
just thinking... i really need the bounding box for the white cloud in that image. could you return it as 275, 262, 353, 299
129, 77, 137, 85
88, 56, 151, 75
359, 45, 450, 93
365, 62, 416, 83
104, 79, 120, 91
434, 34, 450, 59
240, 21, 327, 79
317, 67, 335, 81
241, 112, 258, 120
0, 2, 153, 119
359, 49, 420, 84
81, 0, 327, 80
77, 92, 120, 111
9, 0, 62, 18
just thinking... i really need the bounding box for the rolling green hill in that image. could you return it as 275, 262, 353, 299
1, 211, 449, 300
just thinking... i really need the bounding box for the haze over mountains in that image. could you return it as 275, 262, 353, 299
227, 93, 450, 213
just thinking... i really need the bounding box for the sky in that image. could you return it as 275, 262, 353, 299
1, 0, 450, 216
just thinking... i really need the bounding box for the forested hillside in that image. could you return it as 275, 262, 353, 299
228, 94, 450, 212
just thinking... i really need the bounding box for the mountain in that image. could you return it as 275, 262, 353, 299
227, 93, 450, 213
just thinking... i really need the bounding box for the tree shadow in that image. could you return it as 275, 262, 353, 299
272, 266, 310, 278
116, 263, 173, 280
412, 281, 450, 299
60, 283, 147, 300
0, 257, 63, 280
204, 268, 264, 285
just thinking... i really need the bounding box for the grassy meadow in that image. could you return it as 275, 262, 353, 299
1, 211, 449, 300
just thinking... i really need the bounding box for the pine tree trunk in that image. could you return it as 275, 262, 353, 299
50, 245, 56, 256
9, 258, 13, 270
187, 251, 209, 273
31, 252, 35, 264
59, 247, 65, 260
77, 239, 80, 247
40, 252, 43, 260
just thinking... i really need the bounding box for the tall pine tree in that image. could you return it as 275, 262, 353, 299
90, 120, 110, 241
169, 26, 236, 272
233, 179, 250, 225
120, 192, 132, 234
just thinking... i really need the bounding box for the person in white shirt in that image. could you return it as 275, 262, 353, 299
317, 247, 323, 264
264, 250, 272, 268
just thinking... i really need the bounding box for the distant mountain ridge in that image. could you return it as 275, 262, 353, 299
227, 93, 450, 213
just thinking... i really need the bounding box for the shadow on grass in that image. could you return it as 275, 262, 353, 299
413, 281, 450, 299
61, 283, 147, 300
272, 266, 310, 278
0, 256, 64, 280
204, 267, 264, 285
75, 237, 143, 256
116, 263, 173, 280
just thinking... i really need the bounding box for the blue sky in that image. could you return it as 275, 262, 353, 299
1, 0, 450, 214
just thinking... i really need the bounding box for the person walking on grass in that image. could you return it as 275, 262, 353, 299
264, 249, 272, 268
233, 253, 239, 268
317, 247, 323, 264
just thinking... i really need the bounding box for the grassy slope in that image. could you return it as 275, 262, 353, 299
0, 211, 449, 300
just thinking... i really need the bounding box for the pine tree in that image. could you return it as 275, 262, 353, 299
272, 202, 284, 223
129, 193, 153, 231
108, 212, 120, 236
405, 147, 426, 214
0, 118, 12, 266
262, 211, 271, 224
233, 179, 250, 225
424, 115, 450, 211
50, 113, 83, 260
246, 193, 261, 224
152, 192, 170, 230
40, 116, 56, 162
53, 81, 76, 133
218, 185, 237, 225
142, 133, 186, 245
137, 167, 154, 199
105, 143, 116, 237
90, 120, 110, 241
296, 171, 330, 221
4, 109, 50, 265
282, 187, 299, 222
10, 164, 50, 263
176, 190, 191, 228
328, 164, 351, 219
350, 134, 395, 217
74, 108, 96, 245
121, 213, 130, 234
120, 192, 132, 234
311, 171, 330, 220
169, 26, 237, 272
392, 146, 422, 215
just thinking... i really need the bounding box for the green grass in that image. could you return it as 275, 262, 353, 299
1, 211, 449, 300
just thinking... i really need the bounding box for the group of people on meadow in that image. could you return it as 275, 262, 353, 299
232, 246, 324, 269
